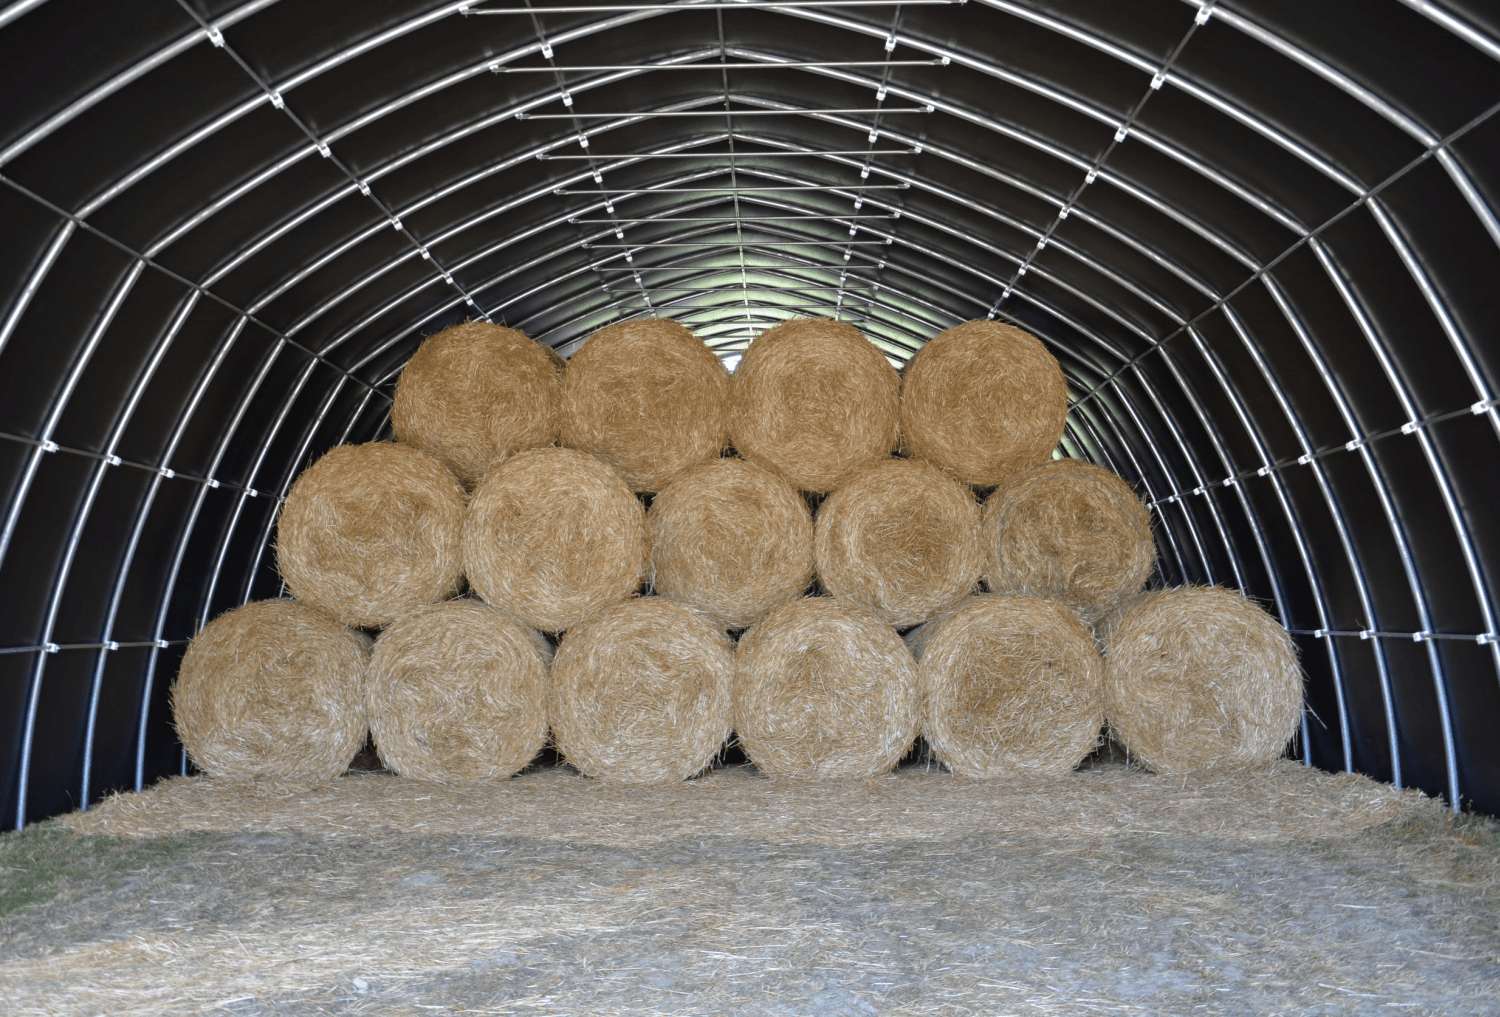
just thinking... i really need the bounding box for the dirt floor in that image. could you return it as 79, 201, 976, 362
1, 761, 1497, 1016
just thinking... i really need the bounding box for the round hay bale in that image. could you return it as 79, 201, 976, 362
900, 320, 1067, 486
909, 595, 1103, 777
366, 600, 549, 782
648, 458, 814, 629
171, 599, 370, 780
560, 319, 730, 492
815, 458, 983, 627
277, 442, 466, 628
982, 459, 1154, 624
549, 598, 733, 783
392, 321, 562, 486
729, 318, 900, 493
1104, 586, 1303, 774
463, 447, 647, 632
734, 597, 920, 778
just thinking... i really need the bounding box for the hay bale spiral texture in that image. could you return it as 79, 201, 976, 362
982, 459, 1154, 624
1104, 586, 1303, 774
815, 458, 983, 627
560, 319, 730, 492
463, 447, 647, 632
392, 321, 562, 486
366, 600, 550, 782
277, 442, 466, 628
730, 318, 900, 492
648, 458, 814, 629
549, 598, 733, 783
734, 597, 920, 778
172, 599, 370, 780
900, 320, 1067, 486
910, 595, 1103, 777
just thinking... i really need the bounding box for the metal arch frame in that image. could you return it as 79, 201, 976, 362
1216, 300, 1400, 781
0, 95, 1374, 798
0, 0, 1494, 814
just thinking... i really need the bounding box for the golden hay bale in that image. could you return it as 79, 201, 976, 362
366, 600, 550, 782
392, 321, 562, 487
815, 458, 983, 627
463, 447, 647, 632
734, 597, 920, 778
549, 598, 733, 783
648, 458, 814, 629
277, 442, 466, 628
1104, 586, 1303, 774
171, 599, 370, 780
900, 320, 1067, 486
560, 319, 730, 492
729, 318, 900, 493
909, 595, 1103, 777
982, 459, 1155, 624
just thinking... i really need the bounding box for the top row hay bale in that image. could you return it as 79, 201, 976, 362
172, 598, 370, 781
730, 318, 901, 493
561, 318, 731, 493
277, 442, 466, 629
392, 321, 562, 487
1103, 586, 1303, 775
901, 319, 1068, 487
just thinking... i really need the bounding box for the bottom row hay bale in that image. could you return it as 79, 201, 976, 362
1104, 585, 1304, 774
549, 598, 734, 783
909, 595, 1103, 777
734, 597, 920, 778
171, 599, 370, 781
366, 600, 551, 782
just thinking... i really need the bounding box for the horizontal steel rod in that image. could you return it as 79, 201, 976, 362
0, 639, 189, 657
1287, 629, 1496, 645
608, 285, 879, 291
582, 240, 891, 247
570, 214, 898, 222
499, 59, 946, 71
463, 1, 964, 12
517, 107, 932, 118
555, 184, 909, 192
539, 149, 919, 159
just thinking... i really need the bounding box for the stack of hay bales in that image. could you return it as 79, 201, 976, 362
173, 314, 1304, 789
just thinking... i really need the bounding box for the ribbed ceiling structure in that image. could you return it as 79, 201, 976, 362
1, 0, 1498, 827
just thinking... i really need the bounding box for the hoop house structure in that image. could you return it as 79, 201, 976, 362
1, 0, 1499, 832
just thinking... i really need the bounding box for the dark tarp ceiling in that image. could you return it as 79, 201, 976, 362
1, 0, 1498, 826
